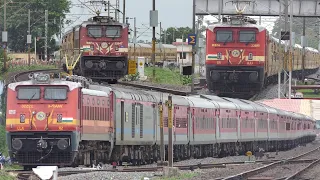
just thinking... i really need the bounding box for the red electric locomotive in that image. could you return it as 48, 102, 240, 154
61, 16, 129, 83
206, 15, 268, 97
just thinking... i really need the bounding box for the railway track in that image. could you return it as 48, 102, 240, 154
117, 81, 203, 96
9, 158, 317, 180
221, 145, 320, 180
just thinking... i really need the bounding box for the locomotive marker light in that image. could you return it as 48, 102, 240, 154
167, 95, 173, 167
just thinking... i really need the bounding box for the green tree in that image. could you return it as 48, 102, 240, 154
161, 25, 206, 45
0, 0, 71, 56
271, 18, 319, 49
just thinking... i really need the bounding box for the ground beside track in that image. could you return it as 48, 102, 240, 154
58, 139, 320, 180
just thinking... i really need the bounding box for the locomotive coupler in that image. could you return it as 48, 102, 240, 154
37, 137, 48, 152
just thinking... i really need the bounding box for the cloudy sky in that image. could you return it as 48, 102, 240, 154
66, 0, 276, 41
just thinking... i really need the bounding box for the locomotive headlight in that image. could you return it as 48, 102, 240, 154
115, 45, 119, 51
217, 52, 222, 59
57, 139, 69, 150
12, 139, 23, 150
248, 53, 253, 60
90, 45, 94, 51
57, 114, 62, 123
116, 61, 124, 69
20, 114, 25, 123
85, 61, 93, 68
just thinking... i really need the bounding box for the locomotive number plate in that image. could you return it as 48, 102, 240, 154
21, 105, 33, 109
250, 44, 260, 47
17, 126, 24, 130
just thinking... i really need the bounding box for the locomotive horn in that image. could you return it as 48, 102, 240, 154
28, 73, 34, 79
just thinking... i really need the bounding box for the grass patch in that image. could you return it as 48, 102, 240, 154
0, 170, 15, 180
297, 89, 320, 98
154, 172, 198, 180
144, 67, 192, 85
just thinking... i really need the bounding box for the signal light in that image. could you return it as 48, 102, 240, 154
20, 114, 25, 123
248, 53, 253, 60
57, 114, 62, 123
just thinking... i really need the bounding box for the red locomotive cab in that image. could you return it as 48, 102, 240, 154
206, 26, 266, 67
83, 24, 129, 57
6, 74, 80, 132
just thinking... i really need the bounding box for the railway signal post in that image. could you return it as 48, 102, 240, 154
167, 95, 173, 167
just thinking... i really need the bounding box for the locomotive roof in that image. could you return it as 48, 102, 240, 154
207, 23, 266, 32
7, 79, 81, 91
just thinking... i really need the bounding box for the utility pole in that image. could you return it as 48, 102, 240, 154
167, 95, 173, 167
2, 0, 7, 71
278, 2, 282, 98
115, 0, 119, 21
191, 0, 196, 93
133, 17, 136, 62
59, 16, 62, 67
108, 1, 110, 18
284, 0, 288, 97
150, 0, 157, 79
288, 0, 293, 99
301, 17, 306, 82
45, 10, 48, 62
27, 9, 31, 66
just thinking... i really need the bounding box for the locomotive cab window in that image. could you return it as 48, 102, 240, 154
87, 26, 102, 38
106, 26, 122, 38
44, 87, 68, 100
239, 30, 256, 43
216, 30, 233, 43
17, 87, 40, 100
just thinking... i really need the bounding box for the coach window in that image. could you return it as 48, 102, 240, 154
17, 87, 40, 100
239, 30, 256, 43
216, 30, 233, 43
44, 87, 67, 100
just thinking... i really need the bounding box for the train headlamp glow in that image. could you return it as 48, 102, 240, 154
20, 114, 25, 123
57, 114, 62, 123
35, 74, 50, 83
115, 45, 119, 51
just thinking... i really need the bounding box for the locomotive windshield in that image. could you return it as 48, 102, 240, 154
106, 26, 121, 38
239, 30, 256, 43
87, 26, 102, 38
44, 87, 68, 100
216, 30, 233, 43
17, 87, 40, 100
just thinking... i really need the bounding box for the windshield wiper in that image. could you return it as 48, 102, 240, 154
245, 36, 255, 46
88, 30, 97, 39
28, 92, 37, 103
223, 35, 231, 45
111, 30, 119, 40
